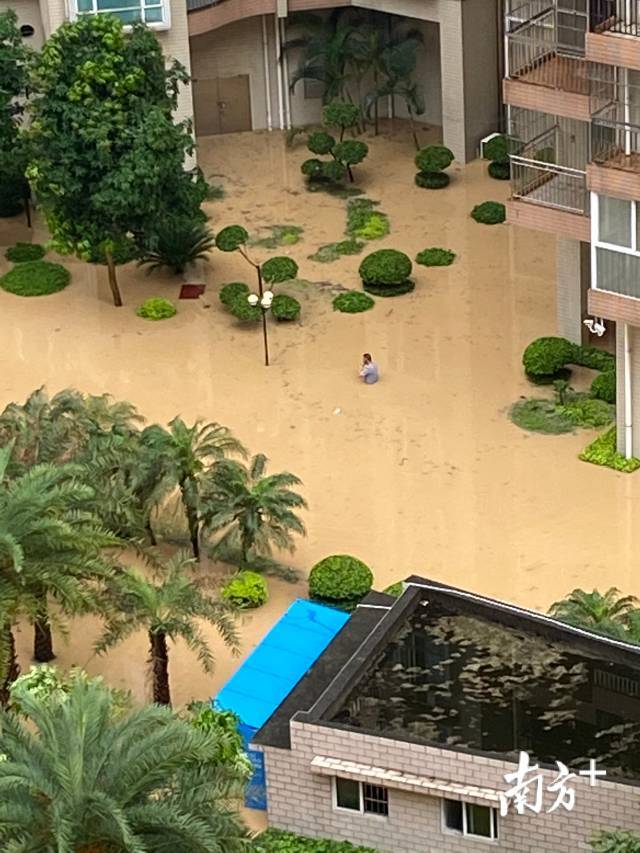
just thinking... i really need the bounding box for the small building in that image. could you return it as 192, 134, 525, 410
214, 597, 349, 809
253, 577, 640, 852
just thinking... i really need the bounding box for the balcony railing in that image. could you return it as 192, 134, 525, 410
591, 0, 640, 36
592, 103, 640, 171
511, 155, 589, 214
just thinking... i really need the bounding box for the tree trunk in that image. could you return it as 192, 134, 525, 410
0, 625, 20, 706
34, 619, 55, 663
149, 631, 171, 706
105, 248, 123, 307
145, 519, 157, 546
408, 107, 420, 152
347, 165, 354, 183
180, 480, 200, 561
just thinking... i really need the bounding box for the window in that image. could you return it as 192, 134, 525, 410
592, 193, 640, 298
75, 0, 168, 27
333, 777, 389, 817
598, 195, 632, 247
443, 799, 498, 840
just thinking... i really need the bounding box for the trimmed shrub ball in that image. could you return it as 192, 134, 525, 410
488, 161, 510, 180
590, 369, 616, 404
415, 171, 450, 189
271, 293, 301, 321
321, 159, 348, 183
415, 144, 454, 173
5, 242, 46, 263
220, 281, 249, 308
523, 336, 577, 378
309, 554, 373, 608
221, 570, 268, 609
416, 247, 455, 267
332, 291, 375, 313
262, 256, 299, 284
323, 101, 361, 131
229, 297, 261, 322
333, 139, 369, 166
359, 249, 413, 297
301, 158, 324, 179
471, 201, 506, 224
483, 134, 509, 164
307, 131, 335, 156
216, 225, 249, 252
0, 260, 70, 296
384, 581, 404, 597
136, 297, 176, 321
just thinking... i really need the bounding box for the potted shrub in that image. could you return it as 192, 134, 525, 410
359, 249, 413, 296
415, 144, 454, 189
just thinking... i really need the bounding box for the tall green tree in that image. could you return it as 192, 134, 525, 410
96, 553, 239, 706
0, 9, 31, 218
201, 453, 307, 564
142, 418, 245, 560
28, 14, 206, 307
548, 587, 638, 640
0, 678, 250, 851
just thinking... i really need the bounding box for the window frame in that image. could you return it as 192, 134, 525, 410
71, 0, 171, 31
441, 798, 499, 842
332, 777, 389, 819
591, 191, 640, 297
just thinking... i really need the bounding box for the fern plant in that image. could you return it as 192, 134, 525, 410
139, 219, 215, 275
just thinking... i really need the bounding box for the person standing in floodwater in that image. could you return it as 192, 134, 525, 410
360, 353, 379, 384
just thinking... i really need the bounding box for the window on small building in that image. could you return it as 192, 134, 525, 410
75, 0, 167, 26
333, 777, 389, 817
598, 194, 632, 247
443, 799, 498, 840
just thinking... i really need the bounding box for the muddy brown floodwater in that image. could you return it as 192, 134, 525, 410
2, 126, 640, 719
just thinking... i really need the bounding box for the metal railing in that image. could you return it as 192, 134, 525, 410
592, 102, 640, 168
511, 156, 588, 213
591, 0, 640, 36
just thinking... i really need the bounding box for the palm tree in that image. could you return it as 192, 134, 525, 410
138, 220, 215, 275
142, 417, 245, 560
0, 443, 118, 678
201, 453, 307, 566
96, 553, 239, 706
0, 678, 250, 851
286, 9, 361, 104
548, 587, 639, 639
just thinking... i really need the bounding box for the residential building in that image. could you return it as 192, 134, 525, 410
504, 0, 640, 457
253, 578, 640, 852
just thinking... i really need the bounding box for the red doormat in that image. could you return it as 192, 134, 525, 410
179, 284, 206, 299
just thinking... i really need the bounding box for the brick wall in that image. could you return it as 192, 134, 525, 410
261, 720, 640, 853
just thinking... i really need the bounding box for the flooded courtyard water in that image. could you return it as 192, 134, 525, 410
2, 127, 640, 711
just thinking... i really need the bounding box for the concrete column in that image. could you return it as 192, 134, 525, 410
460, 0, 500, 161
556, 238, 583, 344
437, 2, 466, 162
616, 324, 640, 457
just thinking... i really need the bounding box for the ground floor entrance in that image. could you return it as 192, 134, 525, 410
192, 74, 252, 136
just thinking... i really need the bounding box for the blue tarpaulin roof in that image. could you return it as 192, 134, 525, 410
214, 598, 350, 731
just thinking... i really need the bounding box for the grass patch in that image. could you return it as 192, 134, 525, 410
306, 181, 363, 198
332, 291, 375, 313
346, 198, 390, 241
5, 242, 46, 263
511, 393, 614, 434
0, 260, 70, 296
253, 829, 377, 851
250, 224, 304, 249
416, 247, 456, 267
580, 427, 640, 473
309, 238, 364, 263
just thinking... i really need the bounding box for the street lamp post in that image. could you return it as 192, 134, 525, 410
248, 287, 274, 367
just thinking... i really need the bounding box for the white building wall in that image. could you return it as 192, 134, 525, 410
0, 0, 45, 47
556, 237, 583, 344
616, 324, 640, 457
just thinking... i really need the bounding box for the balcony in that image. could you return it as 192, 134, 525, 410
587, 1, 640, 70
589, 105, 640, 197
504, 0, 591, 119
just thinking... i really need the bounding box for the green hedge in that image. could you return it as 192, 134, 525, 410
5, 242, 46, 263
415, 171, 449, 189
136, 297, 176, 321
271, 294, 301, 321
523, 337, 577, 378
332, 291, 375, 313
0, 260, 70, 296
591, 370, 616, 404
221, 571, 268, 608
415, 247, 455, 267
253, 829, 377, 852
591, 830, 640, 852
309, 554, 373, 608
359, 249, 413, 299
471, 201, 506, 224
383, 581, 404, 597
580, 427, 640, 473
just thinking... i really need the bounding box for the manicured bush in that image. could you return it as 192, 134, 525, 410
471, 201, 506, 224
333, 291, 375, 313
591, 829, 640, 852
301, 158, 324, 178
309, 554, 373, 608
253, 829, 376, 852
575, 344, 615, 372
5, 242, 46, 263
333, 139, 368, 166
416, 247, 456, 267
220, 281, 249, 308
384, 581, 404, 597
136, 297, 176, 321
271, 294, 301, 321
522, 336, 577, 378
580, 427, 640, 473
488, 161, 510, 180
262, 256, 299, 284
484, 134, 510, 180
591, 369, 616, 404
323, 101, 361, 134
359, 249, 413, 296
0, 260, 70, 296
561, 397, 614, 428
216, 225, 249, 252
221, 571, 268, 609
229, 298, 261, 322
415, 144, 454, 189
321, 160, 348, 183
307, 131, 335, 155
